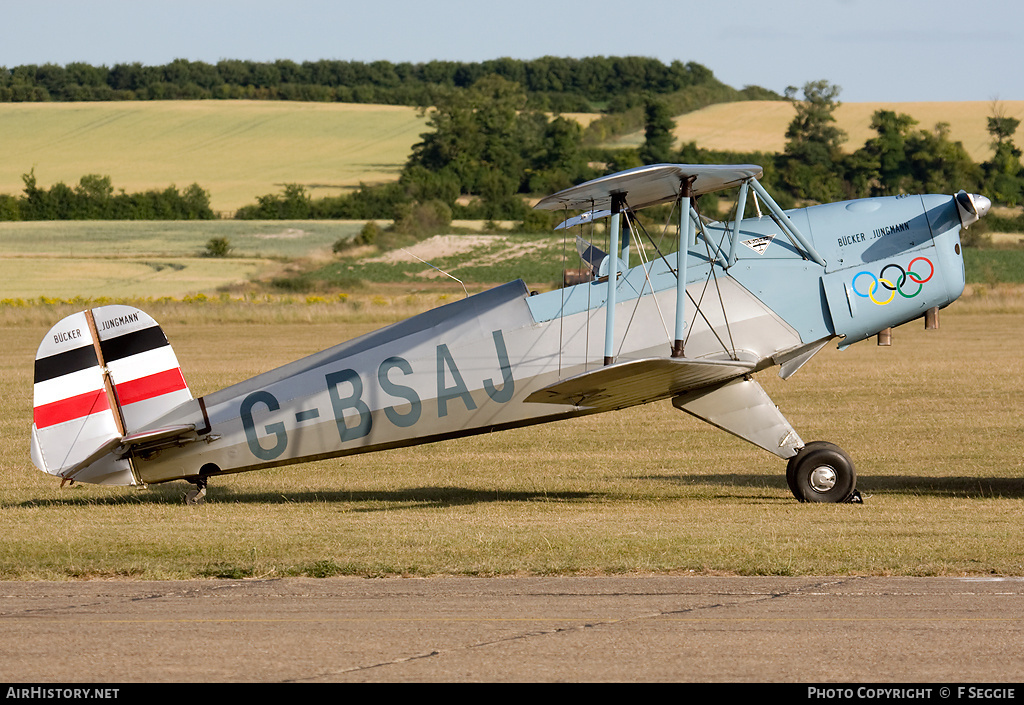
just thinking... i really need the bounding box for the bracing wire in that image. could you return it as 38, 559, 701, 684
617, 210, 671, 358
401, 249, 468, 298
681, 197, 737, 359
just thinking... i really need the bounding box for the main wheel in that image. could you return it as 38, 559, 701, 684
786, 441, 857, 503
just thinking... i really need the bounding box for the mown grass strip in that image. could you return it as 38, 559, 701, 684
1, 307, 1022, 580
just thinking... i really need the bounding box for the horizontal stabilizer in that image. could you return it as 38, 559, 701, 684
524, 357, 754, 411
118, 424, 200, 455
61, 424, 200, 484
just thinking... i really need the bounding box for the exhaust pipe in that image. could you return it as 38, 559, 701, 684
878, 306, 939, 345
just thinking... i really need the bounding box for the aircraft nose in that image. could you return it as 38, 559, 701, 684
955, 190, 991, 227
971, 193, 992, 218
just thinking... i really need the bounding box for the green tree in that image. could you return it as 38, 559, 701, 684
861, 110, 918, 194
205, 236, 232, 257
783, 81, 846, 165
407, 74, 587, 216
244, 183, 311, 219
526, 115, 588, 193
20, 169, 50, 219
905, 122, 979, 195
180, 183, 214, 219
74, 174, 114, 218
845, 113, 980, 198
637, 100, 676, 165
0, 194, 20, 220
779, 81, 847, 202
982, 107, 1023, 205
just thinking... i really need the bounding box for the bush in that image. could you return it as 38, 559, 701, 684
5, 171, 214, 220
391, 200, 452, 237
357, 220, 381, 246
333, 221, 381, 253
516, 208, 558, 233
204, 236, 232, 257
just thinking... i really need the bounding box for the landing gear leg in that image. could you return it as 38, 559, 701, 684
670, 378, 862, 504
185, 476, 208, 505
786, 441, 861, 503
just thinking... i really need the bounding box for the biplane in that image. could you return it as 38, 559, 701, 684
30, 163, 990, 504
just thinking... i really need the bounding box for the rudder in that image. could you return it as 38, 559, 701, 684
31, 305, 192, 485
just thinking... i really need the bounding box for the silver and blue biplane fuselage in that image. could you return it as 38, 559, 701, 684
29, 164, 989, 503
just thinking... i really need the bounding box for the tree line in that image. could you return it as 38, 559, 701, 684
0, 56, 776, 113
1, 171, 213, 220
767, 81, 1022, 210
3, 75, 1020, 230
236, 79, 1024, 229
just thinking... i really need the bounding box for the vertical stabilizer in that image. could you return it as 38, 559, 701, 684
32, 310, 121, 480
31, 305, 192, 485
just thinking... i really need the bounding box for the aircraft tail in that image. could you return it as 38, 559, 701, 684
30, 305, 192, 485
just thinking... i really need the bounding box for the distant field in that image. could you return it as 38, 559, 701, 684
0, 101, 428, 213
0, 257, 269, 299
3, 100, 1018, 218
612, 100, 1024, 162
0, 220, 371, 298
1, 220, 1022, 300
0, 219, 366, 258
2, 97, 1021, 300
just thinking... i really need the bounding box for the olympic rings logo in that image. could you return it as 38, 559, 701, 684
851, 257, 934, 305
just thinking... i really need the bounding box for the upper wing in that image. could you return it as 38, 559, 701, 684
524, 357, 755, 412
534, 163, 763, 212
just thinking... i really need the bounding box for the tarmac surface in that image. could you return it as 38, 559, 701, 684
3, 575, 1024, 683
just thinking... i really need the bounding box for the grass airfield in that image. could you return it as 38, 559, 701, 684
2, 294, 1023, 580
1, 220, 1023, 580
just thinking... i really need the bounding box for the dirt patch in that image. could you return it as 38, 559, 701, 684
365, 234, 502, 264
362, 234, 554, 280
251, 228, 307, 239
990, 232, 1024, 246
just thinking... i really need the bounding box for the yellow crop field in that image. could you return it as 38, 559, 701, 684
0, 257, 269, 299
611, 100, 1024, 162
0, 101, 428, 213
3, 99, 1017, 217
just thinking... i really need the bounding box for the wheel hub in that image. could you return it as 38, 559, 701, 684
809, 465, 837, 493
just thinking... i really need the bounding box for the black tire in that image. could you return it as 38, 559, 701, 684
786, 441, 856, 503
785, 459, 803, 501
